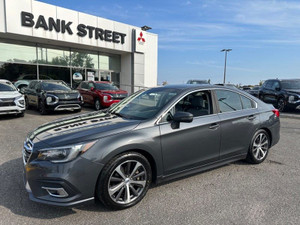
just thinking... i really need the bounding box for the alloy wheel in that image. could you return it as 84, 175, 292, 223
252, 133, 269, 161
95, 99, 101, 111
108, 160, 147, 205
277, 98, 285, 112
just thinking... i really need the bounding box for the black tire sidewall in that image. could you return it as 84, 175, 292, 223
94, 99, 101, 111
277, 98, 286, 112
39, 100, 47, 115
97, 152, 152, 210
247, 129, 270, 164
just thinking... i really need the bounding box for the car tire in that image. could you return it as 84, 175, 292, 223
94, 99, 101, 111
277, 97, 286, 112
18, 112, 25, 117
246, 130, 270, 164
39, 100, 47, 115
96, 152, 152, 210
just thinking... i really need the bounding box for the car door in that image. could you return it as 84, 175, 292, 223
215, 89, 260, 159
26, 81, 37, 106
269, 81, 281, 104
159, 90, 221, 175
87, 82, 96, 104
80, 82, 89, 103
262, 81, 275, 103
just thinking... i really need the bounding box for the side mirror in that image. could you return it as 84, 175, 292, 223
171, 111, 193, 129
275, 87, 281, 91
90, 87, 94, 91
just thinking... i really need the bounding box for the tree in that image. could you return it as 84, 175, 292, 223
162, 81, 168, 86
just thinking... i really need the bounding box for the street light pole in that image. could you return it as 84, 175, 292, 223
221, 49, 232, 84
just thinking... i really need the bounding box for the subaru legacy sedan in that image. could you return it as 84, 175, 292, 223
23, 85, 280, 209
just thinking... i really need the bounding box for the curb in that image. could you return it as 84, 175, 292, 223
280, 113, 300, 120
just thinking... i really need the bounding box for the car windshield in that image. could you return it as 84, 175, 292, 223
41, 82, 71, 91
95, 83, 119, 91
0, 82, 16, 91
188, 80, 207, 84
281, 80, 300, 89
108, 88, 181, 120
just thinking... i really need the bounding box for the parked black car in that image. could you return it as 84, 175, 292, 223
23, 85, 280, 209
24, 80, 83, 115
247, 86, 260, 98
258, 79, 300, 112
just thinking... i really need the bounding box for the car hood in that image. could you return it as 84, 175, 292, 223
286, 89, 300, 95
0, 91, 22, 98
101, 90, 128, 94
28, 111, 140, 147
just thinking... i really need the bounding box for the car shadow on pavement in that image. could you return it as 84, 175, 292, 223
0, 157, 108, 219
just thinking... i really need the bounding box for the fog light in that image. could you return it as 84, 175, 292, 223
19, 100, 25, 105
42, 186, 69, 198
288, 96, 295, 103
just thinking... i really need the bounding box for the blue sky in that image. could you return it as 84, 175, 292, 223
40, 0, 300, 85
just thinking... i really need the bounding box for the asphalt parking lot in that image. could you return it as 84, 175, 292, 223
0, 108, 300, 225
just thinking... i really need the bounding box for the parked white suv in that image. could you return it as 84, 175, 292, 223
0, 79, 25, 117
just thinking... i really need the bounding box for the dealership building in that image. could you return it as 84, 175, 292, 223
0, 0, 158, 93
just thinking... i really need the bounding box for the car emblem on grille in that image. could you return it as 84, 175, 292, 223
64, 94, 70, 99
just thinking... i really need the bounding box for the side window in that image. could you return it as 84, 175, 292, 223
28, 81, 36, 89
241, 95, 254, 109
271, 81, 280, 90
81, 82, 88, 89
35, 83, 41, 91
88, 82, 95, 89
265, 81, 273, 89
216, 90, 242, 113
161, 91, 212, 122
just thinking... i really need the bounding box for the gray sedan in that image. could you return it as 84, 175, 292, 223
22, 84, 280, 209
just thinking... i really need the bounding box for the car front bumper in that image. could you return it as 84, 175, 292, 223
23, 155, 104, 207
0, 105, 25, 115
287, 99, 300, 110
45, 100, 84, 112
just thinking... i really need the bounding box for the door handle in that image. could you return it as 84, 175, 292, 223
209, 123, 220, 129
248, 115, 256, 120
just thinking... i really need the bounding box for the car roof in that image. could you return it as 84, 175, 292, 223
158, 84, 229, 91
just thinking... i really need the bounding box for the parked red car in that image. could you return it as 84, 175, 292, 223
77, 81, 128, 110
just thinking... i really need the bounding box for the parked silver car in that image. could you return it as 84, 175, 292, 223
23, 84, 280, 209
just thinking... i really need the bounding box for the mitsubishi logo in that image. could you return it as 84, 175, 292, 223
137, 32, 145, 44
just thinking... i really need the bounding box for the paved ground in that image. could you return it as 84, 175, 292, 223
0, 108, 299, 225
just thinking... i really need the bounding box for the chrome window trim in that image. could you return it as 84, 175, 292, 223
155, 87, 258, 125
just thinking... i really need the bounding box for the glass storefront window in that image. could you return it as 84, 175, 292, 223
109, 55, 121, 72
0, 42, 36, 63
0, 62, 37, 84
99, 55, 121, 72
38, 47, 70, 66
39, 65, 71, 87
99, 55, 109, 70
71, 51, 98, 69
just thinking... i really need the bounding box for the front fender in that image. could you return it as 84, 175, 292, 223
81, 125, 164, 178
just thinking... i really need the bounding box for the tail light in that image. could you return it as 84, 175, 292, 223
272, 109, 280, 118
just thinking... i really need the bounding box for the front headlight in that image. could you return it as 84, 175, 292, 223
37, 141, 96, 163
46, 94, 59, 105
15, 95, 25, 106
288, 95, 300, 103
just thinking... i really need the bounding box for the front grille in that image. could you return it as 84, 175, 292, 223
23, 139, 33, 165
0, 98, 15, 107
0, 102, 16, 107
111, 93, 128, 100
